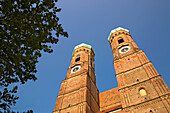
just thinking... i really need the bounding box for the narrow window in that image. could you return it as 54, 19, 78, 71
91, 58, 92, 66
118, 38, 124, 44
75, 57, 80, 62
139, 88, 147, 96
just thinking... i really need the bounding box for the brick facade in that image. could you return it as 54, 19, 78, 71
53, 27, 170, 113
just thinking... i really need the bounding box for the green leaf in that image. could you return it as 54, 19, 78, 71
0, 0, 68, 111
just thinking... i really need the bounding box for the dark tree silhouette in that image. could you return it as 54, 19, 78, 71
0, 0, 68, 111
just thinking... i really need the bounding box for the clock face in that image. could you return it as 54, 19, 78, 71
71, 65, 81, 73
119, 46, 130, 53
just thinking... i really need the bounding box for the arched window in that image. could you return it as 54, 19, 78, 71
118, 38, 124, 44
139, 88, 147, 96
150, 110, 153, 113
75, 57, 80, 62
90, 58, 92, 66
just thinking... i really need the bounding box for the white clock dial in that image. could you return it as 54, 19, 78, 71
71, 65, 81, 73
119, 46, 130, 53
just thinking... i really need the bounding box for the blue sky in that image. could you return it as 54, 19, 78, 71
13, 0, 170, 112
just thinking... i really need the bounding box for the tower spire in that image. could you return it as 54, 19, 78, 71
108, 27, 170, 113
53, 43, 99, 113
108, 27, 129, 41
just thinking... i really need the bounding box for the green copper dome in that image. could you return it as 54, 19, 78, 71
74, 43, 92, 50
108, 27, 129, 41
73, 43, 95, 55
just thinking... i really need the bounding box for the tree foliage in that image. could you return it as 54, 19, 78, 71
0, 0, 68, 111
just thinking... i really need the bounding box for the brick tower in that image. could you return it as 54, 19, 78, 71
53, 43, 99, 113
107, 27, 170, 113
53, 27, 170, 113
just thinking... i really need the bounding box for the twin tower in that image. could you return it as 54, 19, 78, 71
53, 27, 170, 113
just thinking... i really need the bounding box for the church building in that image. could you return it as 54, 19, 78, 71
53, 27, 170, 113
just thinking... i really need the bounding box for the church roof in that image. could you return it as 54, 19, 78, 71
108, 27, 129, 41
74, 43, 92, 49
99, 87, 122, 112
74, 43, 95, 55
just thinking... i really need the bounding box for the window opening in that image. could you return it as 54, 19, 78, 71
91, 58, 92, 66
75, 57, 80, 62
139, 88, 147, 96
118, 38, 124, 44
